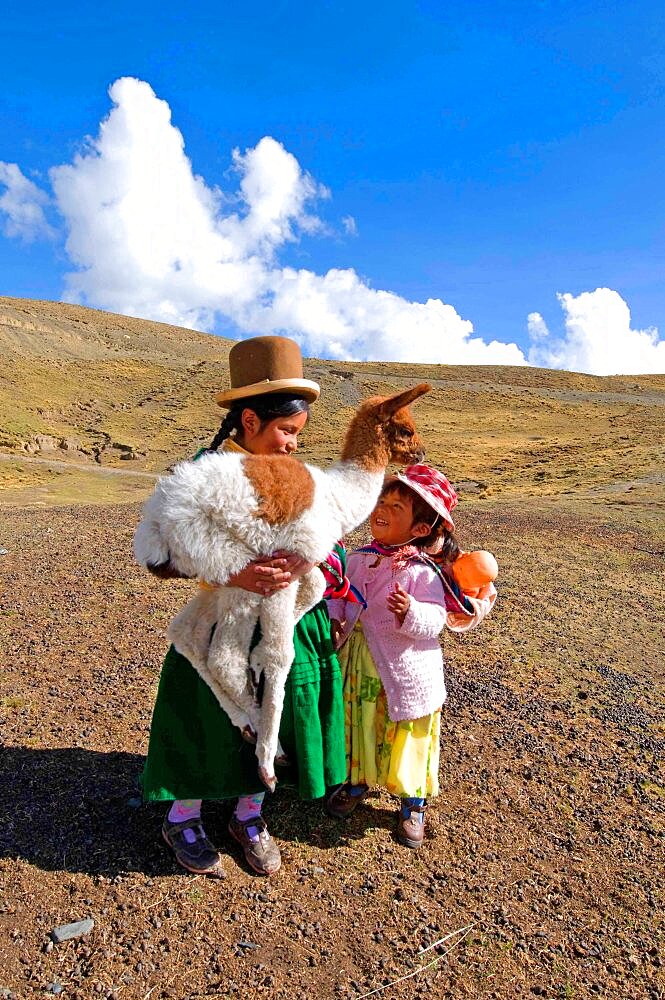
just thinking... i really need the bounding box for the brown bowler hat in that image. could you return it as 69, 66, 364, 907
216, 336, 321, 408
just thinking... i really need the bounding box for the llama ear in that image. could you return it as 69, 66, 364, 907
377, 382, 432, 416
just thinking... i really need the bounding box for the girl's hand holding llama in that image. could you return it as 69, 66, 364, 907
227, 557, 289, 595
276, 551, 317, 581
387, 581, 411, 625
228, 551, 315, 596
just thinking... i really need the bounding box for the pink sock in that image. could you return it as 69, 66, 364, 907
233, 793, 265, 843
167, 800, 203, 845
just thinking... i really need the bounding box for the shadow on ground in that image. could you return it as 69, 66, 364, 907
0, 747, 175, 877
0, 747, 402, 878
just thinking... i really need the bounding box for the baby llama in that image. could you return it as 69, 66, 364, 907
134, 383, 431, 789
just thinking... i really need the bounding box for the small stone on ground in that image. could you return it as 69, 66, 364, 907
50, 918, 94, 943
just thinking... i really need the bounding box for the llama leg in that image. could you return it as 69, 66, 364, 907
251, 588, 298, 790
248, 573, 325, 777
205, 588, 264, 735
292, 568, 326, 621
194, 656, 257, 735
248, 570, 323, 679
171, 588, 262, 734
252, 571, 324, 768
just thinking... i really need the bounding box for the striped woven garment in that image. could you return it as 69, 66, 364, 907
320, 547, 366, 606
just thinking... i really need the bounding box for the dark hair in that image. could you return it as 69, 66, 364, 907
207, 393, 310, 452
379, 480, 460, 558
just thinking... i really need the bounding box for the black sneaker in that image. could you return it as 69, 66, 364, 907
162, 816, 226, 878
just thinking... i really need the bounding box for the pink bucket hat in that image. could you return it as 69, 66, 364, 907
388, 464, 458, 529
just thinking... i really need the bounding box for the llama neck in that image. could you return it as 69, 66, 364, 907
320, 413, 393, 538
340, 418, 390, 472
322, 460, 386, 539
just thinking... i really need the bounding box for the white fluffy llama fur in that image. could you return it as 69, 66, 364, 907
134, 383, 431, 789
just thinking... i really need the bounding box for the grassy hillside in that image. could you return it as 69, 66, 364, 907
1, 296, 664, 523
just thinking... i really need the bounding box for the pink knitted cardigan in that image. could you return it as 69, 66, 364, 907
327, 547, 496, 722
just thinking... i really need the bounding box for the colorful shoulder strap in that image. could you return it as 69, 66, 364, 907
354, 544, 473, 616
321, 546, 366, 607
414, 552, 474, 615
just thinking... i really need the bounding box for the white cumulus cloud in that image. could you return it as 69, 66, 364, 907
4, 77, 663, 374
528, 289, 665, 375
43, 77, 526, 365
0, 162, 54, 241
527, 311, 550, 342
342, 215, 358, 237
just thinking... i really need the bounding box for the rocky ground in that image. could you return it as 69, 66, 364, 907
0, 497, 663, 1000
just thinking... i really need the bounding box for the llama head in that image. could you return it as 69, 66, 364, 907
341, 382, 432, 470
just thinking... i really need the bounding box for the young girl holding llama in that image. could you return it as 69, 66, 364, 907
326, 464, 496, 847
142, 336, 350, 877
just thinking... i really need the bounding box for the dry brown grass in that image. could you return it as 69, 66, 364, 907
2, 296, 664, 514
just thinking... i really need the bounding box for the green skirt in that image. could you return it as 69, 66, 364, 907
141, 601, 346, 802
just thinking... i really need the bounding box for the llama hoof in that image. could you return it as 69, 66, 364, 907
258, 767, 277, 792
274, 738, 289, 766
241, 725, 257, 745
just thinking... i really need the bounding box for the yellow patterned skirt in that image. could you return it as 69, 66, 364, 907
339, 624, 440, 799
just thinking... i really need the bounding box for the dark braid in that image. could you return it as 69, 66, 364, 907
207, 406, 243, 451
435, 529, 461, 565
207, 393, 310, 452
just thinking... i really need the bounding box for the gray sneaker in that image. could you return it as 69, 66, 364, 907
162, 816, 226, 878
228, 814, 281, 875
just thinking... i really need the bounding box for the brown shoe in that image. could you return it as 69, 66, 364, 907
162, 816, 226, 878
396, 804, 427, 848
325, 783, 370, 819
228, 814, 281, 875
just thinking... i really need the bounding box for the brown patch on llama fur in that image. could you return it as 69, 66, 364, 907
244, 455, 316, 525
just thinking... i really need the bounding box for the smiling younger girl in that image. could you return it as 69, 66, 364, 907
326, 465, 496, 847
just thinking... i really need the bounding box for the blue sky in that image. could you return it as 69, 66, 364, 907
1, 0, 664, 373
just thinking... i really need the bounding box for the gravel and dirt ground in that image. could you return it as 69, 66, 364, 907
1, 497, 663, 1000
1, 298, 664, 998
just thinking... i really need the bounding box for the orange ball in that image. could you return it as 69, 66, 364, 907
452, 550, 498, 596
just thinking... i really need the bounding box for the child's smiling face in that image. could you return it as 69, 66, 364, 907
370, 487, 431, 546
